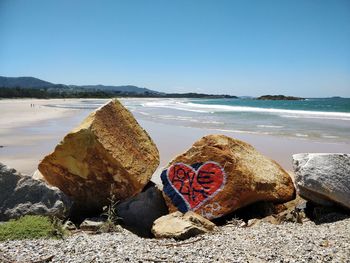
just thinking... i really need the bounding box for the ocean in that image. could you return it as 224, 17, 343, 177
48, 97, 350, 144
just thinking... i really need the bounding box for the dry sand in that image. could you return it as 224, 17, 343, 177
0, 99, 87, 173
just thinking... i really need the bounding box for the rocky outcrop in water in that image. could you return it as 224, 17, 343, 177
0, 163, 72, 221
161, 135, 295, 220
257, 95, 305, 100
38, 99, 159, 211
293, 153, 350, 209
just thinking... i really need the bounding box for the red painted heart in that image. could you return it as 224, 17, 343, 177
164, 161, 226, 211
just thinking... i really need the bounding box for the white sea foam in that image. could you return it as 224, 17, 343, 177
322, 135, 339, 139
212, 128, 272, 135
257, 125, 284, 129
156, 114, 199, 122
295, 133, 308, 137
142, 100, 350, 120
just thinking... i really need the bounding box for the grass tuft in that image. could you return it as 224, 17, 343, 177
0, 215, 66, 241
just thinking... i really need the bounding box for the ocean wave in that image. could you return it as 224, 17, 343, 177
212, 128, 272, 135
257, 125, 284, 129
142, 100, 350, 120
322, 135, 339, 139
295, 133, 309, 137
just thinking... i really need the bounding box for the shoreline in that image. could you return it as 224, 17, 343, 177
0, 98, 349, 177
0, 98, 350, 263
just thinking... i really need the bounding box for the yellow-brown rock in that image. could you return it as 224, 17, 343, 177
39, 99, 159, 210
161, 135, 295, 220
152, 211, 215, 240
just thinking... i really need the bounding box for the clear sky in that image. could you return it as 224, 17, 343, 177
1, 0, 349, 97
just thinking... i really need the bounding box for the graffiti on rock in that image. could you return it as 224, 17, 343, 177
200, 202, 223, 220
161, 161, 226, 214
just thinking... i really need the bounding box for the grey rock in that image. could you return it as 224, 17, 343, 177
63, 220, 77, 231
0, 163, 72, 221
79, 218, 105, 231
293, 153, 350, 209
116, 184, 168, 237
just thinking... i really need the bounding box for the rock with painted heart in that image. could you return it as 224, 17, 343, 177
161, 135, 295, 220
39, 99, 159, 211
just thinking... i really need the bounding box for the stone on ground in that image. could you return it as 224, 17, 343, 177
152, 211, 215, 240
293, 153, 350, 209
63, 220, 77, 231
38, 99, 159, 211
161, 135, 295, 220
0, 163, 72, 221
116, 183, 168, 237
79, 218, 105, 232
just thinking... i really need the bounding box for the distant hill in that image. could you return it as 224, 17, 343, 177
73, 85, 162, 95
257, 95, 305, 101
0, 76, 55, 88
0, 76, 160, 95
0, 76, 237, 99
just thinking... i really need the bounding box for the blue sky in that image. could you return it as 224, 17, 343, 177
1, 0, 349, 97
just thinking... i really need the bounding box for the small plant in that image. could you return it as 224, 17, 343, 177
0, 215, 66, 241
100, 183, 122, 233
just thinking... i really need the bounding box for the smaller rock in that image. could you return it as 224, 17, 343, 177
80, 218, 105, 232
152, 211, 215, 240
63, 220, 77, 231
116, 184, 168, 237
31, 169, 46, 182
293, 153, 350, 209
0, 163, 72, 221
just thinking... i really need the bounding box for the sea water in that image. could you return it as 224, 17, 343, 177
47, 97, 350, 144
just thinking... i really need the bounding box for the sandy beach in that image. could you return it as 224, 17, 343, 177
0, 99, 88, 174
0, 98, 349, 179
1, 98, 349, 178
1, 100, 349, 262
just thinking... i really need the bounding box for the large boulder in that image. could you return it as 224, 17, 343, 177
293, 153, 350, 209
0, 163, 72, 221
152, 211, 215, 240
116, 183, 168, 237
161, 135, 295, 220
39, 99, 159, 211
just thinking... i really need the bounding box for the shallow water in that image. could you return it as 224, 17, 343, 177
48, 98, 350, 144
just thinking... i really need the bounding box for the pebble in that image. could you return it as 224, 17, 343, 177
0, 217, 349, 262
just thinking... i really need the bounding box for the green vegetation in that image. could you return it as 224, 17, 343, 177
100, 185, 122, 233
0, 87, 117, 99
0, 87, 237, 99
0, 215, 66, 241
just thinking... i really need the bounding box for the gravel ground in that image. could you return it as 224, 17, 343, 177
1, 217, 349, 263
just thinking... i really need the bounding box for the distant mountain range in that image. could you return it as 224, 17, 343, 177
0, 76, 161, 95
0, 76, 237, 99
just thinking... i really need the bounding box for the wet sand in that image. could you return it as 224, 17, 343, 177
0, 99, 349, 180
